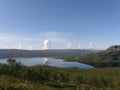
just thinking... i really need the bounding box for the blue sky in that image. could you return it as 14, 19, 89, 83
0, 0, 120, 49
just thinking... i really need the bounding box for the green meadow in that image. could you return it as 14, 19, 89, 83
0, 58, 120, 90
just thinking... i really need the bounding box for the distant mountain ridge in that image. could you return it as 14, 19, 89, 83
0, 49, 94, 58
106, 45, 120, 51
95, 45, 120, 61
65, 45, 120, 67
76, 45, 120, 62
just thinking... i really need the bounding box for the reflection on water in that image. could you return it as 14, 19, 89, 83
43, 58, 49, 65
0, 57, 94, 69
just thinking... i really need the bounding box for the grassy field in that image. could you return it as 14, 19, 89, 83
0, 58, 120, 90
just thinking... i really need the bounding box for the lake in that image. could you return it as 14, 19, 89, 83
0, 57, 93, 69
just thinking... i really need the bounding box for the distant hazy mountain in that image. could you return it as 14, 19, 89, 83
0, 49, 95, 58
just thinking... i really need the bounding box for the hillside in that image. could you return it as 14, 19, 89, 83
0, 49, 94, 58
0, 59, 120, 90
80, 45, 120, 62
65, 45, 120, 67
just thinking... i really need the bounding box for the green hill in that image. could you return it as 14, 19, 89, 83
65, 45, 120, 67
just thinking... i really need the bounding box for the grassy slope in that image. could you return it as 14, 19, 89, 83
0, 61, 120, 90
64, 46, 120, 67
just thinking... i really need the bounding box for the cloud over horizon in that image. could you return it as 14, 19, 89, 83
0, 32, 71, 49
0, 32, 114, 50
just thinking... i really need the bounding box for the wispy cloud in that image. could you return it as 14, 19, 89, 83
35, 31, 69, 43
0, 32, 70, 49
0, 32, 104, 49
0, 33, 33, 42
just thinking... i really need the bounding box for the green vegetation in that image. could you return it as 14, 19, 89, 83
0, 58, 120, 90
64, 45, 120, 67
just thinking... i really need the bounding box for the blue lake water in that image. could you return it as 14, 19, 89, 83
0, 57, 93, 69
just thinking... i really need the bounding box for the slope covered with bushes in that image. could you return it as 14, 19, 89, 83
0, 58, 120, 90
65, 45, 120, 67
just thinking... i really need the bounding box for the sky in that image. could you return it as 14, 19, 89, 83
0, 0, 120, 49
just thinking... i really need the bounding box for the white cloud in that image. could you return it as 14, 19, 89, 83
28, 45, 32, 50
43, 40, 49, 50
36, 31, 59, 38
35, 31, 68, 43
0, 33, 33, 42
67, 42, 72, 49
78, 44, 81, 49
0, 32, 111, 49
0, 32, 69, 49
88, 42, 94, 49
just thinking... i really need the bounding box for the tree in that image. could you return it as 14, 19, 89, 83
7, 58, 16, 65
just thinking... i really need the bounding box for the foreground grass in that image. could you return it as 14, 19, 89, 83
0, 59, 120, 90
